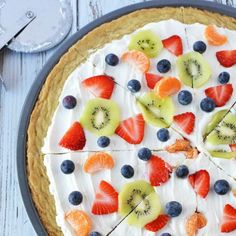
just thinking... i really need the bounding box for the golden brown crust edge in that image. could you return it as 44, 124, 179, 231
26, 7, 236, 236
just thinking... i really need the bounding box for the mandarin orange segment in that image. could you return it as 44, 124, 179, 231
65, 210, 92, 236
83, 152, 115, 173
121, 50, 150, 73
154, 77, 181, 98
204, 25, 227, 46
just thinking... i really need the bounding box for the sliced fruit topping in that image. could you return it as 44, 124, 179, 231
165, 201, 182, 217
154, 77, 181, 98
200, 97, 216, 112
126, 192, 162, 227
92, 180, 118, 215
119, 180, 155, 216
61, 160, 75, 174
218, 71, 230, 84
59, 122, 86, 151
105, 53, 119, 66
204, 109, 228, 137
216, 50, 236, 68
145, 73, 163, 89
122, 50, 150, 73
206, 112, 236, 145
188, 170, 210, 198
184, 148, 198, 159
205, 84, 233, 107
65, 210, 92, 236
162, 35, 183, 56
185, 212, 207, 236
208, 150, 236, 159
138, 147, 152, 161
173, 112, 195, 135
165, 139, 191, 153
176, 165, 189, 178
62, 95, 77, 109
68, 191, 83, 205
157, 128, 170, 142
115, 114, 145, 144
177, 52, 212, 88
137, 92, 174, 128
97, 136, 110, 148
193, 41, 207, 54
145, 214, 170, 232
221, 204, 236, 233
127, 79, 141, 93
214, 179, 230, 195
121, 164, 134, 178
178, 90, 193, 105
205, 25, 227, 46
83, 152, 114, 173
82, 75, 115, 99
148, 155, 172, 186
80, 98, 120, 136
157, 59, 171, 73
128, 30, 163, 58
230, 144, 236, 151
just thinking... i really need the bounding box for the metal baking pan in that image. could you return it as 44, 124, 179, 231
17, 0, 236, 235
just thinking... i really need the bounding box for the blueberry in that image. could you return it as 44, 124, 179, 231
176, 165, 189, 178
138, 147, 152, 161
105, 53, 119, 66
214, 179, 230, 195
165, 201, 182, 217
97, 136, 110, 148
89, 232, 102, 236
218, 71, 230, 84
200, 97, 215, 112
62, 95, 77, 109
193, 41, 207, 54
121, 165, 134, 178
178, 90, 193, 105
61, 160, 75, 174
68, 191, 83, 205
160, 234, 171, 236
157, 59, 171, 73
127, 79, 141, 93
157, 128, 170, 142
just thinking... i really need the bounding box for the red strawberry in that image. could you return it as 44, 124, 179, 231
173, 112, 195, 135
221, 204, 236, 233
162, 35, 183, 56
145, 73, 163, 89
205, 84, 233, 107
188, 170, 210, 198
216, 50, 236, 67
92, 180, 118, 215
148, 155, 172, 186
145, 214, 170, 232
82, 75, 115, 99
229, 144, 236, 151
59, 122, 86, 150
115, 114, 145, 144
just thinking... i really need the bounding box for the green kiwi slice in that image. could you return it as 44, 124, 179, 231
208, 150, 236, 159
176, 52, 212, 88
80, 98, 120, 136
206, 112, 236, 145
128, 30, 163, 58
137, 92, 174, 128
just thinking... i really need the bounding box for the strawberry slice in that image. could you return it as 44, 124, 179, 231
162, 35, 183, 56
82, 75, 115, 99
188, 170, 210, 198
148, 155, 172, 186
145, 73, 163, 89
173, 112, 195, 135
221, 204, 236, 233
92, 180, 118, 215
145, 214, 170, 232
229, 144, 236, 151
115, 114, 145, 144
205, 84, 233, 107
216, 50, 236, 68
59, 122, 86, 150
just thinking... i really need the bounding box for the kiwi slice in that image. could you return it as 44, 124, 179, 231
204, 110, 228, 137
206, 112, 236, 145
176, 52, 212, 88
208, 150, 236, 159
126, 192, 161, 227
80, 98, 120, 136
128, 30, 163, 58
137, 92, 174, 127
